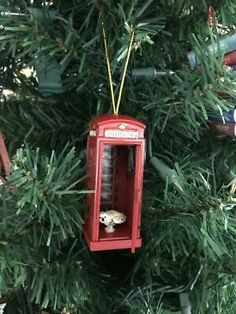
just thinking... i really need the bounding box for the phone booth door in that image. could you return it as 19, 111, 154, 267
95, 142, 144, 252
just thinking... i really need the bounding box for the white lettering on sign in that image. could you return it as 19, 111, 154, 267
89, 130, 96, 136
104, 129, 138, 138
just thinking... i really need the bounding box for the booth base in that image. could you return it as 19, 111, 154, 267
83, 229, 142, 253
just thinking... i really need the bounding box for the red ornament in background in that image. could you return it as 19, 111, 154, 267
83, 114, 146, 253
224, 51, 236, 65
210, 122, 236, 136
0, 132, 11, 183
208, 5, 217, 28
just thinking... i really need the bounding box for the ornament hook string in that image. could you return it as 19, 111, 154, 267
115, 27, 135, 115
102, 21, 135, 115
102, 22, 116, 115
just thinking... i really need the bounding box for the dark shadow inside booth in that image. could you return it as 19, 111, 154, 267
99, 144, 137, 241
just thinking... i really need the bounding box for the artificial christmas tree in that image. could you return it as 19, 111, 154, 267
0, 1, 236, 314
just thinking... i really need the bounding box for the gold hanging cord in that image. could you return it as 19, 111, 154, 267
116, 28, 135, 115
102, 22, 135, 115
102, 22, 116, 114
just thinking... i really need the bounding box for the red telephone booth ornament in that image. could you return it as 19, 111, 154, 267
83, 114, 146, 253
0, 132, 11, 183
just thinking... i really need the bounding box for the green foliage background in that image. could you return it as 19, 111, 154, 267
0, 0, 236, 313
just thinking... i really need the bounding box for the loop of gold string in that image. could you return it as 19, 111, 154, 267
102, 22, 116, 114
115, 27, 135, 115
102, 22, 135, 115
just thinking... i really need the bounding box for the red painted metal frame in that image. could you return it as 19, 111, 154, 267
83, 114, 146, 253
0, 132, 11, 178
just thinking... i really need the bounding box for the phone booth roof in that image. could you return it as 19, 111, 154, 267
88, 114, 145, 138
